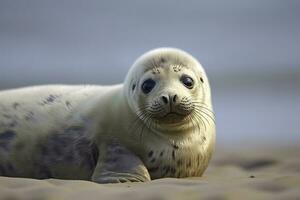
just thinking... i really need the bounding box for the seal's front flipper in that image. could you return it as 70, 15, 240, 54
91, 141, 150, 183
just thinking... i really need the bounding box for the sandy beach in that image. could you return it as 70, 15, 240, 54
0, 1, 299, 200
0, 145, 299, 200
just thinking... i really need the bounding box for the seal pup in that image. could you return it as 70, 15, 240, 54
0, 48, 215, 183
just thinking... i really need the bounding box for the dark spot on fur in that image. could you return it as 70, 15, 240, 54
12, 102, 20, 109
9, 120, 18, 128
108, 141, 121, 149
170, 167, 176, 175
41, 94, 60, 105
132, 84, 136, 91
40, 127, 99, 177
173, 144, 179, 150
197, 155, 200, 165
148, 167, 159, 173
172, 150, 175, 160
108, 143, 131, 156
0, 163, 15, 176
105, 157, 118, 163
187, 160, 192, 168
119, 179, 128, 183
6, 163, 14, 172
160, 57, 166, 63
65, 154, 74, 162
0, 130, 16, 151
113, 146, 130, 155
249, 175, 255, 178
78, 139, 99, 170
200, 77, 204, 83
2, 114, 11, 119
163, 166, 170, 174
203, 136, 206, 141
65, 101, 71, 108
160, 151, 164, 157
148, 151, 153, 158
66, 126, 84, 132
46, 95, 56, 103
177, 160, 183, 166
25, 111, 34, 121
53, 145, 63, 155
34, 162, 52, 178
173, 65, 182, 72
0, 165, 5, 175
15, 142, 25, 150
38, 168, 52, 178
150, 158, 156, 163
41, 146, 49, 156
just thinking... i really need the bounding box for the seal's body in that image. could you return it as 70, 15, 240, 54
0, 48, 215, 183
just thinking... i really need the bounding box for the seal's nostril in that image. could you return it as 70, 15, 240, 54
172, 95, 178, 103
161, 96, 169, 104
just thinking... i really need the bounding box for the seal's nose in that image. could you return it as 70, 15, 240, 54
161, 94, 178, 105
172, 94, 178, 103
161, 95, 169, 104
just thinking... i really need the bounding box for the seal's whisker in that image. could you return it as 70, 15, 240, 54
130, 109, 145, 126
192, 104, 215, 115
138, 115, 148, 142
194, 109, 213, 127
189, 114, 197, 135
129, 115, 143, 131
192, 114, 202, 136
136, 111, 153, 142
192, 102, 214, 111
193, 109, 211, 126
194, 107, 215, 124
129, 105, 152, 136
194, 111, 207, 132
130, 104, 162, 140
194, 105, 214, 115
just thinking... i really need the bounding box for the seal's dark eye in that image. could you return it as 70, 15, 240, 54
142, 79, 156, 94
180, 75, 194, 89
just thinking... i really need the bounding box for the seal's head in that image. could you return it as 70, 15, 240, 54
124, 48, 213, 134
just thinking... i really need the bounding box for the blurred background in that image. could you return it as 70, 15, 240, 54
0, 0, 299, 148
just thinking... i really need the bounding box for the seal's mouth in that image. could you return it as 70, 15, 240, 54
159, 111, 191, 124
144, 100, 195, 126
163, 112, 186, 118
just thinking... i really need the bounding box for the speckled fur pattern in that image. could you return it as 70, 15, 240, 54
0, 85, 107, 179
0, 48, 215, 183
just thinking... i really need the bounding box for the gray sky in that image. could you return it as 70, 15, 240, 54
0, 0, 299, 85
